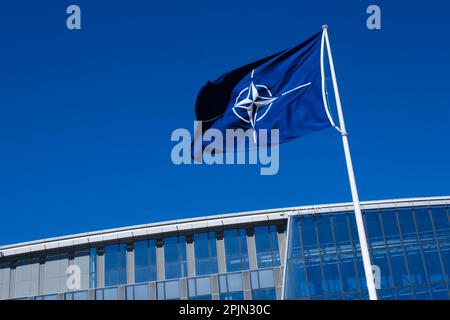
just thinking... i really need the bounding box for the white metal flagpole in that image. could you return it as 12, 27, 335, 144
322, 25, 378, 300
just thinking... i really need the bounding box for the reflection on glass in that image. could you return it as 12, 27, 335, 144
254, 225, 280, 268
104, 243, 127, 287
194, 232, 218, 276
164, 236, 187, 279
134, 239, 157, 283
224, 229, 249, 272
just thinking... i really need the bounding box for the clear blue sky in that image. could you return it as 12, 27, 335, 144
1, 1, 449, 245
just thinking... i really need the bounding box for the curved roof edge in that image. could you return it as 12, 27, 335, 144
1, 195, 449, 257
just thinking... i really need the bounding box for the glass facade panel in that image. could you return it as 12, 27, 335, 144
224, 228, 249, 272
316, 215, 335, 252
96, 287, 118, 300
164, 236, 187, 279
431, 207, 449, 240
365, 211, 384, 247
89, 248, 97, 288
299, 216, 319, 253
284, 205, 450, 300
397, 208, 418, 242
221, 291, 244, 300
14, 257, 39, 298
126, 283, 149, 300
254, 225, 280, 268
423, 245, 444, 283
415, 208, 434, 241
332, 213, 352, 248
104, 243, 127, 287
194, 232, 218, 276
134, 239, 157, 283
439, 241, 450, 282
73, 250, 90, 290
219, 272, 244, 299
0, 262, 10, 300
65, 290, 88, 300
252, 287, 276, 299
380, 210, 401, 245
157, 280, 180, 300
35, 294, 58, 300
188, 276, 212, 300
250, 269, 276, 299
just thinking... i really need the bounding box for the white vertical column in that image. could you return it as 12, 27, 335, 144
126, 242, 135, 285
97, 247, 105, 288
322, 25, 378, 300
186, 235, 196, 277
156, 238, 165, 281
246, 228, 258, 270
216, 231, 227, 274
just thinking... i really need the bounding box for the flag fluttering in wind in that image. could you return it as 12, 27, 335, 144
194, 31, 335, 152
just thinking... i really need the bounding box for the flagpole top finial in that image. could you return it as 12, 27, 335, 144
322, 25, 328, 30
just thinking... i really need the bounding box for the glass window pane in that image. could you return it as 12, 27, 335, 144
135, 284, 149, 300
227, 273, 243, 292
430, 207, 449, 240
388, 247, 410, 286
220, 291, 244, 300
331, 213, 352, 247
157, 282, 165, 300
188, 276, 212, 299
252, 287, 276, 300
439, 241, 450, 282
164, 236, 187, 279
44, 253, 69, 294
322, 254, 342, 294
0, 262, 11, 300
423, 246, 444, 283
104, 243, 127, 286
405, 245, 427, 286
414, 208, 434, 241
224, 229, 249, 272
35, 294, 58, 300
250, 271, 259, 289
254, 225, 280, 268
299, 216, 319, 252
371, 249, 393, 288
96, 287, 118, 300
134, 239, 157, 283
364, 211, 384, 247
380, 210, 401, 245
14, 257, 39, 298
316, 215, 334, 252
305, 255, 324, 296
165, 280, 180, 300
397, 209, 417, 242
194, 232, 218, 276
103, 287, 118, 300
258, 269, 275, 288
65, 290, 88, 300
74, 250, 90, 290
338, 252, 359, 292
196, 277, 211, 296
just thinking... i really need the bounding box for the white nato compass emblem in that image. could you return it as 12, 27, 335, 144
232, 70, 277, 129
232, 69, 312, 129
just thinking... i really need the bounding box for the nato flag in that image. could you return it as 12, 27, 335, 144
194, 30, 333, 152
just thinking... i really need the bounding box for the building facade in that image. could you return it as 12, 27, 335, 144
0, 196, 448, 300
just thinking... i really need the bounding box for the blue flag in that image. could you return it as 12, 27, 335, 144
194, 30, 334, 153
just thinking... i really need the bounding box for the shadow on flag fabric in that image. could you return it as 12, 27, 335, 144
193, 30, 335, 156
